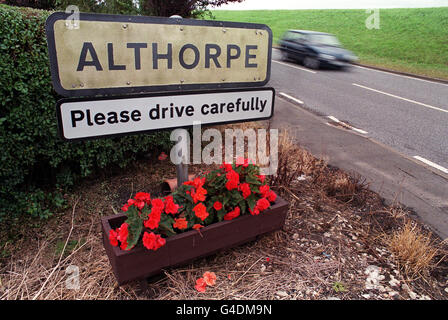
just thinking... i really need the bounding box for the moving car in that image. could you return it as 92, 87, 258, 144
278, 30, 358, 69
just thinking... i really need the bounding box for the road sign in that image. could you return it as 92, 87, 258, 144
46, 12, 273, 97
56, 88, 275, 141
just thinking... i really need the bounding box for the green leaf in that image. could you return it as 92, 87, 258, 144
125, 206, 143, 250
246, 194, 257, 211
217, 210, 227, 222
239, 201, 247, 214
246, 174, 261, 185
158, 213, 176, 237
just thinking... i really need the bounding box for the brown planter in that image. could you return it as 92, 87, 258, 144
101, 196, 289, 285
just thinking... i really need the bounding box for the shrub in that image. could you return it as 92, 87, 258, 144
0, 4, 172, 222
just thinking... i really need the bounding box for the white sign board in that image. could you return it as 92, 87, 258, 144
56, 88, 275, 141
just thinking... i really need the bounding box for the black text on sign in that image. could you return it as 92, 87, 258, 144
57, 88, 275, 141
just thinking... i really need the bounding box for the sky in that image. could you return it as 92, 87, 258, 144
214, 0, 448, 10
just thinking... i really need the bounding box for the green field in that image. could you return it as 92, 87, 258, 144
212, 8, 448, 80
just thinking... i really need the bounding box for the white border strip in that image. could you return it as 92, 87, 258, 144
279, 92, 304, 104
353, 83, 448, 114
413, 156, 448, 174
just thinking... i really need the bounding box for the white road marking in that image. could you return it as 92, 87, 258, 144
353, 65, 448, 87
352, 83, 448, 114
413, 156, 448, 174
279, 92, 304, 104
327, 115, 340, 123
351, 127, 369, 135
326, 115, 368, 134
273, 60, 317, 74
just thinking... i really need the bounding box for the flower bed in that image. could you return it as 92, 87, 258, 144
102, 196, 288, 285
101, 159, 289, 285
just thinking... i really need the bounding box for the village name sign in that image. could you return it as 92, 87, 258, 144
45, 12, 274, 141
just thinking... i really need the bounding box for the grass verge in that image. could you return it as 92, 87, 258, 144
211, 8, 448, 80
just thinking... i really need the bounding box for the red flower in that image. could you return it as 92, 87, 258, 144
193, 203, 209, 221
220, 162, 233, 172
191, 186, 207, 203
121, 199, 135, 212
158, 152, 168, 161
213, 201, 223, 211
225, 170, 239, 190
256, 198, 270, 212
173, 217, 188, 230
142, 232, 166, 251
151, 198, 164, 210
259, 185, 270, 198
109, 229, 118, 247
257, 175, 266, 183
155, 234, 166, 249
117, 223, 129, 250
144, 218, 159, 230
223, 207, 240, 221
135, 192, 151, 204
184, 177, 205, 189
144, 205, 163, 230
203, 271, 217, 286
267, 190, 277, 202
195, 278, 207, 292
193, 224, 203, 230
249, 207, 260, 216
120, 240, 128, 250
117, 223, 128, 243
239, 183, 251, 199
135, 200, 145, 210
164, 195, 180, 214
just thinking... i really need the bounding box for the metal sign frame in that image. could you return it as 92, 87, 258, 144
55, 87, 275, 142
45, 12, 273, 97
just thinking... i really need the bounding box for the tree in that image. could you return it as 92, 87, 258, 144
139, 0, 245, 18
4, 0, 57, 10
3, 0, 245, 18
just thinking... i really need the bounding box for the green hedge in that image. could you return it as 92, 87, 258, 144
0, 5, 172, 221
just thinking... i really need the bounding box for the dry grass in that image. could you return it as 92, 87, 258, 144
320, 170, 369, 206
270, 129, 326, 187
387, 221, 441, 278
1, 123, 447, 300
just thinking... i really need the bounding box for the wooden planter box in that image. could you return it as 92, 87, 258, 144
101, 196, 289, 285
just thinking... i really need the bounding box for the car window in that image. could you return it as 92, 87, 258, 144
283, 32, 305, 42
307, 34, 341, 46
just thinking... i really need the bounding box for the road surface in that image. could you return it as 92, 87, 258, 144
270, 49, 448, 173
268, 48, 448, 238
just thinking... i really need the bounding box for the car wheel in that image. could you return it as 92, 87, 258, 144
280, 50, 289, 61
304, 56, 320, 69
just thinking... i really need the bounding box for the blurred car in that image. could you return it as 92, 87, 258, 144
278, 30, 358, 69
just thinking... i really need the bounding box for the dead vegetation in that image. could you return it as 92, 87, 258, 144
0, 124, 447, 300
387, 221, 443, 279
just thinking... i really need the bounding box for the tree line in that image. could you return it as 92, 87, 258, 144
3, 0, 244, 18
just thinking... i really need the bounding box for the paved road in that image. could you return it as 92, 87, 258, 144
270, 49, 448, 173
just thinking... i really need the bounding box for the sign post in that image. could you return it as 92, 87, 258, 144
168, 15, 189, 187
